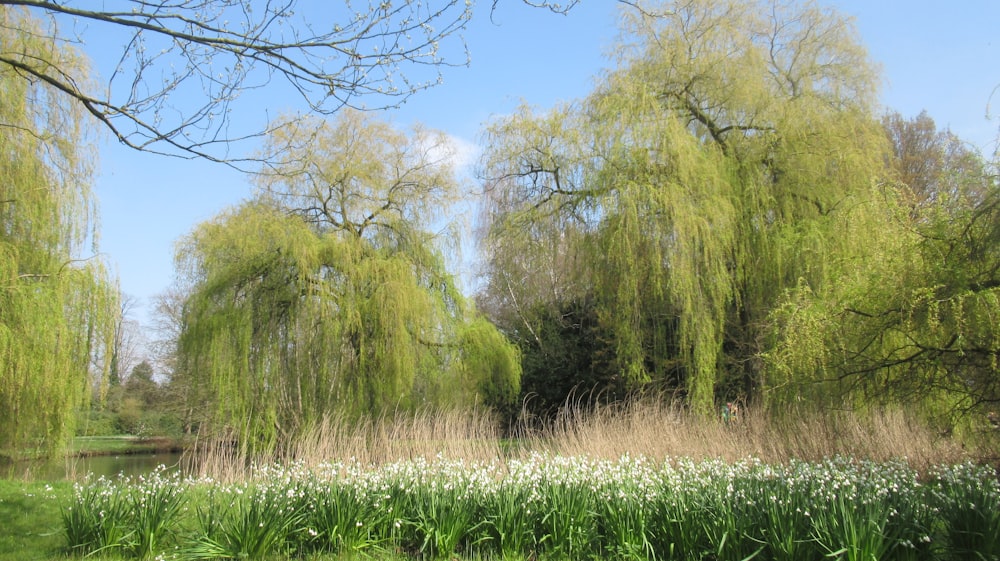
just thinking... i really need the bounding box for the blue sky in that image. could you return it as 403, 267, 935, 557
85, 1, 999, 331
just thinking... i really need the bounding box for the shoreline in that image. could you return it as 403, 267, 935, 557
70, 436, 186, 458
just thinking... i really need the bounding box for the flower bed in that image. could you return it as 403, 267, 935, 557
63, 454, 1000, 560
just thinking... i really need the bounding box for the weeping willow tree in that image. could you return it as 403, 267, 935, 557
177, 111, 520, 451
478, 0, 890, 415
0, 6, 117, 457
764, 122, 1000, 424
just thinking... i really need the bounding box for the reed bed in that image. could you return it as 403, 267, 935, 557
184, 403, 971, 482
183, 408, 505, 482
530, 402, 969, 475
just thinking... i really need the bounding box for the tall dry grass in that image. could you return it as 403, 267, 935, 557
184, 408, 504, 481
528, 401, 968, 474
186, 401, 975, 481
291, 408, 504, 465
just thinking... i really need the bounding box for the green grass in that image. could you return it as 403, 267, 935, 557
0, 480, 72, 561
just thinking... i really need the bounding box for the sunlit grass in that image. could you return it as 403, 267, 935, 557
0, 479, 72, 561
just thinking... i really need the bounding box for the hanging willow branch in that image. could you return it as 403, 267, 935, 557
477, 0, 887, 416
1, 6, 118, 456
176, 112, 520, 451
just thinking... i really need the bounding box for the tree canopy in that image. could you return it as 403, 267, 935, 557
477, 0, 1000, 428
479, 0, 889, 415
766, 112, 999, 422
176, 111, 520, 451
0, 6, 117, 456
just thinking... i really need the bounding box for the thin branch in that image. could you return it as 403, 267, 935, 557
1, 0, 473, 165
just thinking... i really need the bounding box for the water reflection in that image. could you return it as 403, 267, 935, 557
2, 452, 184, 481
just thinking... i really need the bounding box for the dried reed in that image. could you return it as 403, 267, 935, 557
186, 400, 972, 480
529, 400, 967, 474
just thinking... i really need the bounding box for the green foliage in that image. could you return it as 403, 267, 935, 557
187, 480, 307, 560
537, 479, 597, 557
54, 455, 1000, 561
476, 3, 995, 428
479, 480, 539, 558
76, 409, 120, 438
124, 362, 158, 406
408, 480, 483, 558
177, 111, 520, 452
114, 398, 145, 436
764, 129, 999, 420
0, 6, 117, 457
0, 480, 72, 561
62, 466, 187, 558
303, 481, 393, 554
458, 317, 523, 413
807, 461, 933, 561
479, 0, 886, 415
931, 462, 1000, 559
516, 297, 625, 420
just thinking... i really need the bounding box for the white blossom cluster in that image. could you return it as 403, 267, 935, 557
63, 454, 1000, 560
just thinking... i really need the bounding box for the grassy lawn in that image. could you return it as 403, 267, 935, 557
0, 480, 72, 561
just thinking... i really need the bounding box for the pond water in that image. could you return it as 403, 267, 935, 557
1, 452, 184, 481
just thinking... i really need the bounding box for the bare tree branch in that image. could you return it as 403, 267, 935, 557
1, 0, 474, 166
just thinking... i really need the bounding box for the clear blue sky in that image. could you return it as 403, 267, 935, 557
84, 1, 999, 334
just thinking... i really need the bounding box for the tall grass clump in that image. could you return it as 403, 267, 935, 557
301, 477, 393, 554
61, 465, 187, 558
930, 461, 1000, 559
402, 472, 483, 557
478, 474, 540, 558
806, 458, 934, 561
589, 455, 658, 560
61, 475, 132, 557
183, 464, 310, 559
526, 399, 968, 472
186, 408, 504, 482
530, 456, 599, 558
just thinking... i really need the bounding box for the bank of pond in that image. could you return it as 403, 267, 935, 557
36, 454, 999, 560
0, 436, 185, 481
